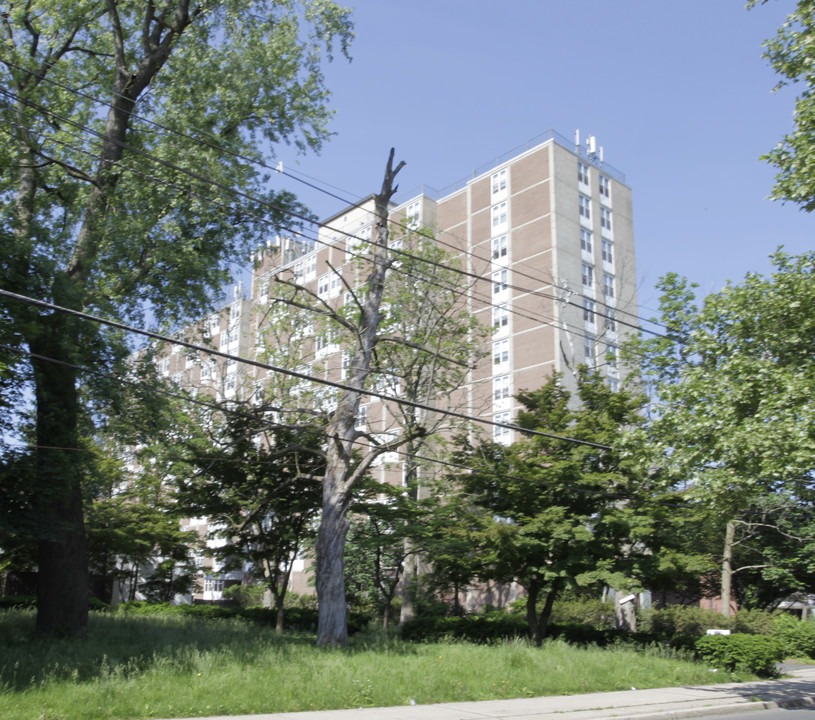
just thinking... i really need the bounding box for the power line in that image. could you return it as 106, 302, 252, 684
0, 287, 613, 450
0, 81, 670, 340
0, 114, 645, 358
1, 343, 656, 505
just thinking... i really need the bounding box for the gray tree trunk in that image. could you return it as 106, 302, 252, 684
720, 519, 736, 617
316, 150, 404, 647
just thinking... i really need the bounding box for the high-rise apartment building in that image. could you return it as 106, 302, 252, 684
252, 130, 636, 448
130, 130, 637, 604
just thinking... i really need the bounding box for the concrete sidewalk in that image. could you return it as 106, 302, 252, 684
159, 666, 815, 720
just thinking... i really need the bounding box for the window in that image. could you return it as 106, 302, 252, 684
317, 274, 329, 297
208, 313, 220, 335
304, 254, 316, 281
580, 228, 592, 254
606, 343, 618, 369
493, 374, 511, 400
578, 162, 589, 185
492, 303, 509, 330
600, 207, 612, 231
602, 239, 613, 264
230, 303, 241, 321
347, 225, 372, 256
257, 279, 269, 302
159, 357, 170, 375
493, 411, 511, 442
492, 268, 508, 295
491, 202, 507, 230
491, 168, 507, 195
598, 174, 610, 198
406, 200, 420, 226
493, 338, 510, 367
201, 359, 215, 379
583, 298, 595, 324
605, 307, 616, 332
204, 577, 224, 593
315, 329, 334, 353
293, 259, 304, 280
227, 326, 239, 345
492, 235, 508, 260
341, 351, 351, 379
355, 404, 367, 429
225, 372, 237, 391
582, 262, 594, 289
608, 377, 619, 392
330, 270, 343, 297
603, 273, 615, 299
584, 334, 595, 365
579, 194, 591, 220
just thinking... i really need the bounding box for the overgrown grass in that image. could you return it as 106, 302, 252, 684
0, 609, 755, 720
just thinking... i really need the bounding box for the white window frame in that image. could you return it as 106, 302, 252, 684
491, 168, 508, 198
584, 334, 596, 366
493, 374, 511, 401
578, 162, 589, 185
598, 174, 610, 198
603, 273, 615, 299
579, 194, 591, 220
582, 262, 594, 289
491, 234, 508, 261
492, 303, 509, 331
493, 338, 510, 369
493, 411, 511, 443
491, 201, 508, 233
602, 239, 613, 264
580, 228, 592, 254
583, 298, 595, 325
317, 273, 330, 297
492, 268, 508, 296
600, 207, 612, 231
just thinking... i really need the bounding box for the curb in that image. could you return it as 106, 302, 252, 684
599, 693, 815, 720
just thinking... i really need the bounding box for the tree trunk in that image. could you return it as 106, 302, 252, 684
399, 550, 417, 624
534, 588, 558, 647
316, 472, 351, 646
316, 151, 404, 647
525, 581, 540, 644
720, 519, 736, 617
29, 307, 89, 637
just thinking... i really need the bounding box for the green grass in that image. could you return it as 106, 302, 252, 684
0, 609, 755, 720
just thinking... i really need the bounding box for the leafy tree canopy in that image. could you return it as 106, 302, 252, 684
749, 0, 815, 210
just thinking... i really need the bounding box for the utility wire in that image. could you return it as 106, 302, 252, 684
0, 288, 613, 450
0, 115, 643, 358
1, 343, 660, 505
0, 83, 670, 340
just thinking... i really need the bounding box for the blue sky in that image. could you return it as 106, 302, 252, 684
271, 0, 813, 317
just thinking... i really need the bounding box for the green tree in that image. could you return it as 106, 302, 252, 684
0, 0, 352, 636
749, 0, 815, 210
344, 480, 422, 631
269, 177, 486, 645
626, 251, 815, 615
452, 372, 650, 645
171, 407, 325, 634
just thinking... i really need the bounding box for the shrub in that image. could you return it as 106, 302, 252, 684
550, 598, 616, 629
772, 614, 815, 659
0, 595, 36, 609
223, 583, 265, 608
400, 611, 528, 643
733, 609, 775, 635
695, 633, 784, 677
638, 606, 734, 637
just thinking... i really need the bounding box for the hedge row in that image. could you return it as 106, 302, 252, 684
115, 601, 372, 633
